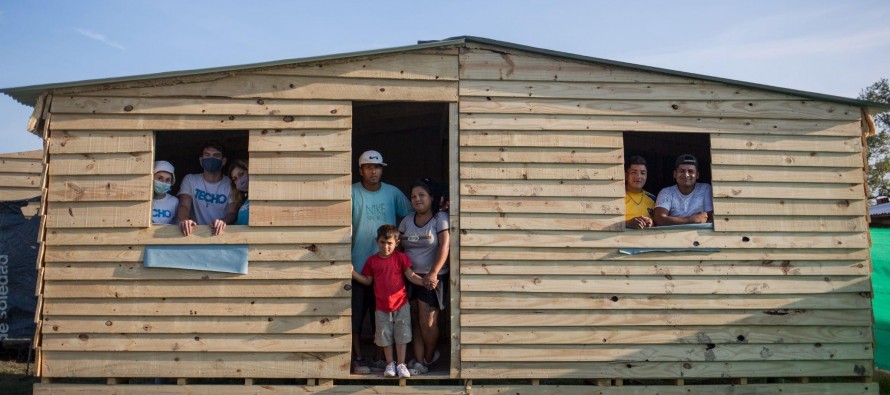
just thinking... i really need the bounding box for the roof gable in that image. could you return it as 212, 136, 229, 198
2, 36, 888, 112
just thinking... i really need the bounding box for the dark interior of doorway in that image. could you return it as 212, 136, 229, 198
351, 101, 452, 375
352, 101, 450, 193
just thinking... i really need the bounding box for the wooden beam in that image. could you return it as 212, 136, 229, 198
249, 200, 351, 226
459, 292, 870, 312
460, 146, 623, 164
460, 49, 700, 84
459, 129, 624, 148
714, 215, 867, 233
460, 259, 869, 276
459, 309, 870, 327
41, 351, 351, 378
44, 297, 349, 316
249, 129, 351, 152
44, 226, 351, 246
712, 182, 863, 200
712, 149, 862, 168
460, 96, 860, 121
713, 198, 866, 216
461, 247, 869, 261
48, 152, 153, 176
458, 360, 872, 379
712, 165, 863, 184
711, 133, 861, 153
250, 152, 350, 175
461, 212, 624, 231
42, 333, 350, 352
52, 97, 353, 116
46, 175, 151, 203
43, 279, 350, 298
460, 180, 623, 198
460, 80, 799, 101
253, 52, 459, 81
46, 201, 151, 228
460, 229, 869, 249
460, 343, 871, 362
50, 114, 351, 131
460, 196, 623, 215
78, 75, 458, 102
48, 131, 152, 154
251, 175, 351, 200
460, 162, 622, 181
44, 316, 350, 334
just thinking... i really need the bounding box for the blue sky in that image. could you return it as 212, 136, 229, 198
1, 1, 888, 153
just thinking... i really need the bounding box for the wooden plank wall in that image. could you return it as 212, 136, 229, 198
37, 49, 459, 379
0, 149, 44, 217
457, 44, 872, 379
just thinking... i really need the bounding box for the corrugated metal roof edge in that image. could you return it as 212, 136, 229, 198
2, 35, 889, 112
0, 38, 467, 107
456, 36, 890, 112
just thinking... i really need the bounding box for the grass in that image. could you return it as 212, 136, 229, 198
877, 369, 890, 395
0, 347, 36, 395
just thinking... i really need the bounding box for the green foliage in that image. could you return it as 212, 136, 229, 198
860, 78, 890, 197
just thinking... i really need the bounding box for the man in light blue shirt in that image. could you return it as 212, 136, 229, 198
350, 150, 412, 373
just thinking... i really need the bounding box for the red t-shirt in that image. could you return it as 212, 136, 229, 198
361, 251, 412, 312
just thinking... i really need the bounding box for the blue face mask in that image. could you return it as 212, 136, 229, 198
153, 180, 171, 195
201, 157, 224, 172
235, 175, 249, 192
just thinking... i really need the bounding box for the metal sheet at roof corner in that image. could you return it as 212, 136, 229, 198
872, 202, 890, 218
2, 35, 889, 112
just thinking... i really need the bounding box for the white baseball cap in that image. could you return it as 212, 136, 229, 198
154, 160, 176, 183
358, 150, 387, 166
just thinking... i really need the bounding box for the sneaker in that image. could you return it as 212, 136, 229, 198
351, 359, 370, 374
371, 359, 388, 372
423, 350, 441, 366
411, 361, 428, 375
384, 362, 397, 377
397, 363, 411, 378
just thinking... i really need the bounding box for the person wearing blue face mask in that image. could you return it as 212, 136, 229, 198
177, 141, 238, 236
228, 159, 249, 225
151, 161, 178, 225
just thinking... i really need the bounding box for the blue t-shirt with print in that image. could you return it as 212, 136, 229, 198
351, 182, 412, 272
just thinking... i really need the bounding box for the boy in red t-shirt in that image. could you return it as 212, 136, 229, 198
352, 224, 425, 378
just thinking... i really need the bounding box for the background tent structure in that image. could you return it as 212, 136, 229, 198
0, 149, 42, 344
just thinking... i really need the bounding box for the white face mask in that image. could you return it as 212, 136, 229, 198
235, 175, 249, 192
153, 180, 172, 195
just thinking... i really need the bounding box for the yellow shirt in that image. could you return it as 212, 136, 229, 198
625, 190, 656, 221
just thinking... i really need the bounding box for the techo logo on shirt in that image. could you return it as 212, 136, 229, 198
195, 189, 228, 205
153, 209, 173, 218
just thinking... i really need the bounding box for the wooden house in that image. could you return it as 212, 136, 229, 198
2, 36, 888, 394
0, 149, 44, 217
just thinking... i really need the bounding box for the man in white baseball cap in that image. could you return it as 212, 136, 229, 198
350, 149, 411, 373
359, 150, 387, 167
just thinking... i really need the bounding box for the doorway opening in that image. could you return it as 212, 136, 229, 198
351, 101, 452, 376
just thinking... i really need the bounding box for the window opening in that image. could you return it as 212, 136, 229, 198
622, 131, 713, 229
153, 130, 248, 226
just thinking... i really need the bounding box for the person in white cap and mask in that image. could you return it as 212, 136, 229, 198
350, 150, 412, 374
152, 161, 179, 225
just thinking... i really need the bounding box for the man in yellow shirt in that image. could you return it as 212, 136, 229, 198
625, 155, 656, 229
